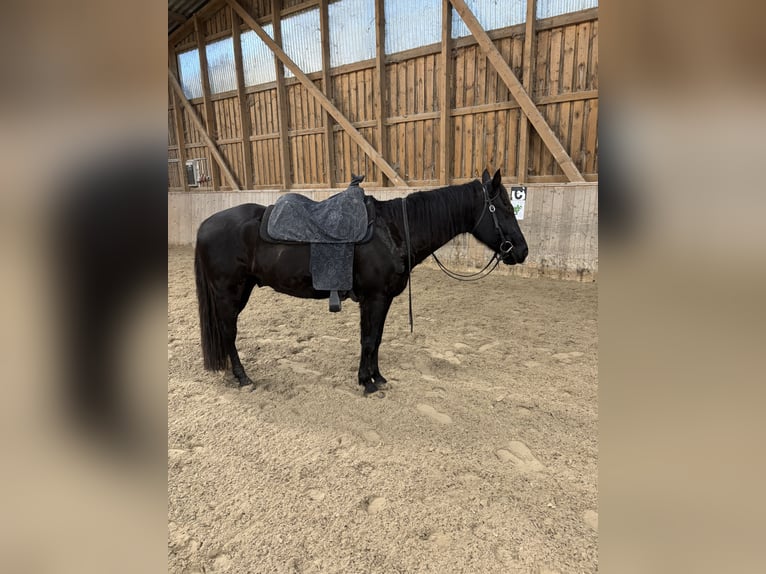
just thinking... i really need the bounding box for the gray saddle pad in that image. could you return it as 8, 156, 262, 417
260, 180, 374, 293
267, 186, 368, 243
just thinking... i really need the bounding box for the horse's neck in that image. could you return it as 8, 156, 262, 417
405, 182, 480, 265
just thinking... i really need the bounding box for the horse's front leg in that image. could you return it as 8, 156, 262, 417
357, 295, 393, 394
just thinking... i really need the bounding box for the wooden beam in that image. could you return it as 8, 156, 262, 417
231, 7, 254, 189
228, 0, 407, 187
271, 0, 292, 189
373, 0, 388, 186
168, 70, 241, 190
319, 0, 336, 187
169, 10, 187, 26
169, 50, 190, 192
449, 0, 584, 183
195, 15, 221, 190
168, 0, 226, 45
517, 0, 536, 183
439, 0, 453, 185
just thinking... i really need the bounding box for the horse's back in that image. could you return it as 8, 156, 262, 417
197, 203, 264, 245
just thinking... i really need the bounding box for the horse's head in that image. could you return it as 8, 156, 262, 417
471, 169, 529, 265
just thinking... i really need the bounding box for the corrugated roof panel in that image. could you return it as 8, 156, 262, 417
329, 0, 376, 68
452, 0, 525, 38
281, 7, 323, 78
241, 25, 276, 87
206, 37, 237, 93
537, 0, 598, 19
385, 0, 441, 55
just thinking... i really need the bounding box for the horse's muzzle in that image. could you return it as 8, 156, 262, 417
502, 244, 528, 265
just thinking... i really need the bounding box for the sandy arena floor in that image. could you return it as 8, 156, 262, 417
168, 246, 597, 573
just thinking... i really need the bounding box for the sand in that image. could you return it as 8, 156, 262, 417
168, 246, 597, 573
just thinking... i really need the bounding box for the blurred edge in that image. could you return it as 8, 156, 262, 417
0, 1, 167, 573
600, 0, 766, 572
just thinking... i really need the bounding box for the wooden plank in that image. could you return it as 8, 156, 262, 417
474, 111, 485, 174
561, 24, 576, 93
485, 110, 496, 169
449, 0, 584, 183
589, 21, 598, 90
464, 45, 476, 107
271, 0, 292, 188
231, 9, 254, 189
476, 42, 487, 105
516, 0, 536, 183
549, 27, 563, 96
495, 109, 507, 173
575, 22, 590, 92
195, 15, 221, 190
279, 0, 320, 19
169, 50, 190, 192
319, 0, 335, 186
168, 70, 241, 190
228, 0, 406, 187
584, 98, 598, 174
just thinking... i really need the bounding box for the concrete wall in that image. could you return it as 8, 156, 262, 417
168, 183, 597, 281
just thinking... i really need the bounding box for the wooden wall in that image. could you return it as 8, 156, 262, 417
168, 1, 598, 191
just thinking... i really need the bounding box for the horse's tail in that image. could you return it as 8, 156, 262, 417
194, 244, 228, 371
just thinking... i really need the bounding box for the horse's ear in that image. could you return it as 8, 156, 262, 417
492, 169, 502, 189
481, 168, 491, 184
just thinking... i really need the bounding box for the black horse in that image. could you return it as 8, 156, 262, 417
194, 168, 528, 394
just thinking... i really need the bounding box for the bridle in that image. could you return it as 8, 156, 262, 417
431, 181, 515, 281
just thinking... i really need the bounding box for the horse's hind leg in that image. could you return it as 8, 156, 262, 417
221, 277, 257, 387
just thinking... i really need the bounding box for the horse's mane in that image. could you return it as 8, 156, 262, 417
391, 180, 481, 239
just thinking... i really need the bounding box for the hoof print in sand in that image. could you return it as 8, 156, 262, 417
583, 509, 598, 532
361, 429, 382, 444
416, 404, 452, 424
495, 441, 545, 472
365, 496, 387, 515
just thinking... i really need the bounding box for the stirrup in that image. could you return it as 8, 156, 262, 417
329, 290, 341, 312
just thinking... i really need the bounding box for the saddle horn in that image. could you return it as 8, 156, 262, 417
350, 173, 365, 187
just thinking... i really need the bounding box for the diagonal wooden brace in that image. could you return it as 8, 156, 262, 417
227, 0, 408, 187
168, 70, 242, 191
449, 0, 585, 183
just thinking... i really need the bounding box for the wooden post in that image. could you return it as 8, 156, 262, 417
271, 0, 292, 190
228, 0, 407, 187
374, 0, 388, 187
231, 7, 255, 189
319, 0, 336, 188
168, 70, 242, 190
449, 0, 584, 183
169, 49, 189, 192
517, 0, 536, 183
439, 0, 453, 185
195, 15, 221, 190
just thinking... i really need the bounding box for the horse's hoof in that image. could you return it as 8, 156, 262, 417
237, 376, 254, 387
362, 381, 379, 395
